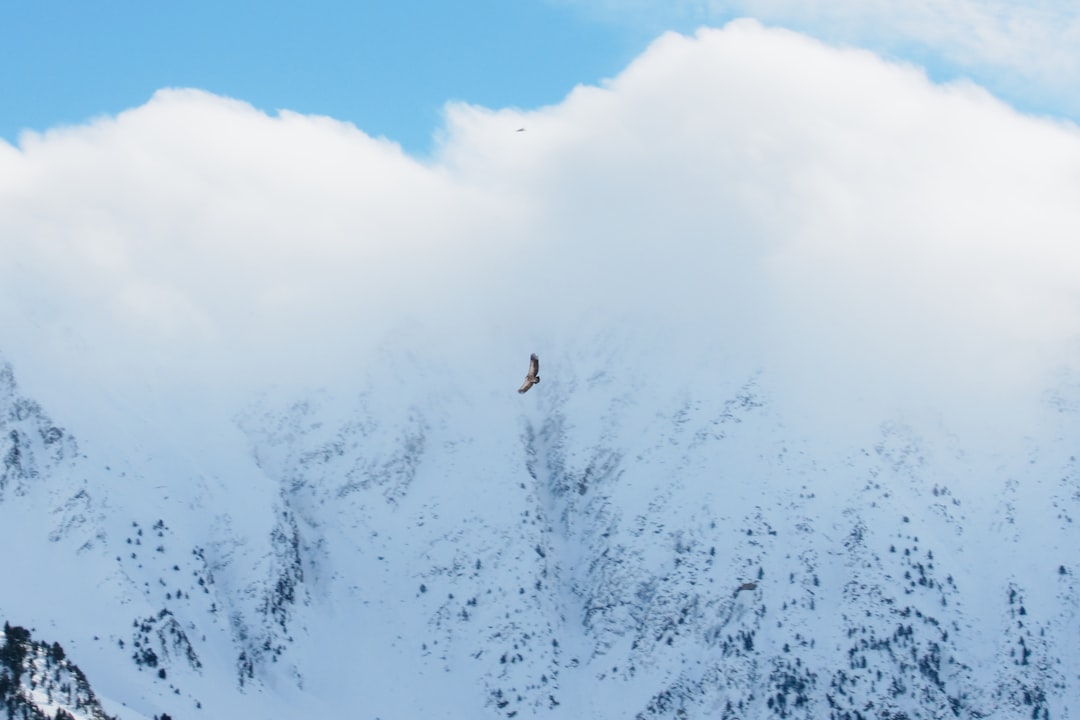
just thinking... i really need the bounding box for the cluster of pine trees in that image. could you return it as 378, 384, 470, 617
1, 621, 115, 720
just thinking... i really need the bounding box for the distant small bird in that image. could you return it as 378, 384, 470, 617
733, 582, 757, 597
516, 127, 526, 132
518, 353, 540, 394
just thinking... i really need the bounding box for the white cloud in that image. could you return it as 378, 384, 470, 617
1, 22, 1079, 436
557, 0, 1080, 121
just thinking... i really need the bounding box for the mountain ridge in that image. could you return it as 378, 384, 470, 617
1, 347, 1077, 718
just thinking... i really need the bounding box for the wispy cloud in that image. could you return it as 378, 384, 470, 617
2, 22, 1078, 435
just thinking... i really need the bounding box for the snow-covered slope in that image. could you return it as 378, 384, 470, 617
1, 623, 116, 720
3, 20, 1080, 720
1, 340, 1078, 719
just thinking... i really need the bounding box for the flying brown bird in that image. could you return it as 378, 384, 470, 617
518, 353, 540, 394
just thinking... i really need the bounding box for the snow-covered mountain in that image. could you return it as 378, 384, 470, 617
2, 339, 1078, 719
4, 20, 1080, 720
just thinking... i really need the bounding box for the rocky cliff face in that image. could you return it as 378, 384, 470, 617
0, 351, 1077, 719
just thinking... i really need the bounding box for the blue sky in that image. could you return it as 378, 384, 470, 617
1, 1, 647, 155
8, 1, 1080, 156
6, 1, 1078, 157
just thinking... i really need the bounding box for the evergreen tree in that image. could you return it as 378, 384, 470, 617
1, 622, 31, 683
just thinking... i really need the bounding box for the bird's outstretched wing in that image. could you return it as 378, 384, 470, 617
733, 582, 757, 597
518, 353, 540, 393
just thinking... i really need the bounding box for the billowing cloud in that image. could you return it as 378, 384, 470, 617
558, 0, 1080, 121
1, 21, 1078, 437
